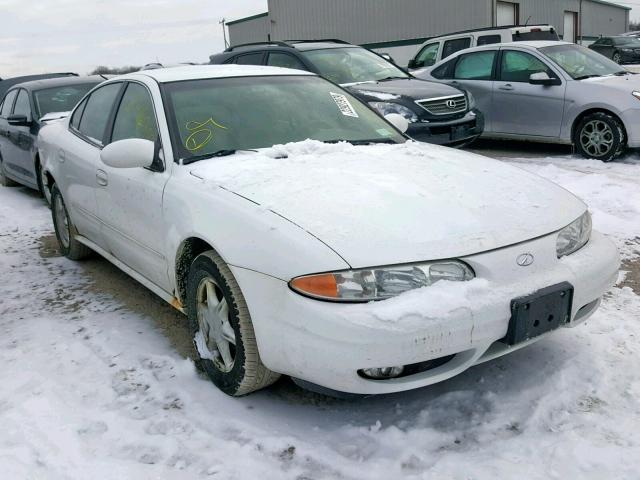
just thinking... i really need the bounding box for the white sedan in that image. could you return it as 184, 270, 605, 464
38, 65, 619, 396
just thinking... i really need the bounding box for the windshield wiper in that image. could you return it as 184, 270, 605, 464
182, 149, 257, 165
574, 74, 602, 80
376, 76, 408, 82
612, 71, 629, 76
323, 138, 398, 146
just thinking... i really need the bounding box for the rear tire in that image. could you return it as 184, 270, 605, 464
574, 112, 626, 162
36, 161, 52, 207
51, 184, 92, 260
186, 250, 279, 396
0, 153, 18, 187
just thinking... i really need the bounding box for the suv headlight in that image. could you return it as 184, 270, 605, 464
369, 102, 419, 123
290, 261, 475, 302
556, 211, 592, 258
466, 91, 476, 110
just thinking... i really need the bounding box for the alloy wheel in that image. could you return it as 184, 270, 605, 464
580, 120, 614, 157
613, 53, 622, 64
195, 276, 237, 372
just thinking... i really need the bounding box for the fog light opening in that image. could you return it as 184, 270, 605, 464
359, 366, 404, 380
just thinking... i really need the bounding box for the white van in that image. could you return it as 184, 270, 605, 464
407, 25, 559, 70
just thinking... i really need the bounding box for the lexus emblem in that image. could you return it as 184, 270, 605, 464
446, 99, 457, 108
516, 253, 535, 267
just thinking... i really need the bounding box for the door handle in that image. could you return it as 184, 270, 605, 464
499, 84, 514, 91
57, 150, 66, 162
96, 169, 108, 186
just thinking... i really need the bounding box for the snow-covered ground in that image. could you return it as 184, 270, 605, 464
1, 148, 639, 479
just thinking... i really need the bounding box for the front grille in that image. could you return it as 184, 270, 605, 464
417, 94, 468, 116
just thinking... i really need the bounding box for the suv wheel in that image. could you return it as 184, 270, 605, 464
574, 112, 626, 161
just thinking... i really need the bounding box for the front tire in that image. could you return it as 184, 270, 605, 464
51, 184, 92, 260
574, 112, 626, 161
612, 52, 622, 64
187, 251, 279, 396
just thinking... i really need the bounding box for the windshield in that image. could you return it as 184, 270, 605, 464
301, 47, 409, 85
540, 44, 626, 79
616, 37, 640, 46
162, 75, 405, 162
34, 83, 98, 117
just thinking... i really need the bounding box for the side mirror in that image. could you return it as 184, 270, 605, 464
100, 138, 155, 169
407, 59, 419, 69
529, 72, 559, 86
384, 113, 409, 134
7, 114, 31, 127
379, 53, 396, 64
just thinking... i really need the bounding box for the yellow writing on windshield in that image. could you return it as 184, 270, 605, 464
185, 118, 228, 152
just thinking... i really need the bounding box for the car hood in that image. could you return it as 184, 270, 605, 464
346, 77, 463, 101
579, 73, 640, 92
189, 141, 586, 269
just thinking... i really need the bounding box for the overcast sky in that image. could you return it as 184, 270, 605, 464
1, 0, 639, 78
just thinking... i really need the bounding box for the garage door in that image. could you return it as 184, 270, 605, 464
564, 11, 577, 43
497, 1, 518, 26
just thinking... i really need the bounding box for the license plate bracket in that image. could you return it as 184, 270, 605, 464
503, 282, 574, 346
450, 125, 469, 141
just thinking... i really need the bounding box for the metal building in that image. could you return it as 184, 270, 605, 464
226, 0, 630, 65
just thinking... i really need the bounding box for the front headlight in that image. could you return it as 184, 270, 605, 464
556, 211, 592, 258
369, 102, 419, 123
290, 261, 475, 302
632, 91, 640, 102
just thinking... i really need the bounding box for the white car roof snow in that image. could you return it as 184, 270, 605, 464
127, 64, 316, 83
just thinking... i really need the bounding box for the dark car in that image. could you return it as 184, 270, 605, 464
0, 75, 105, 202
588, 36, 640, 64
210, 40, 484, 147
0, 72, 78, 101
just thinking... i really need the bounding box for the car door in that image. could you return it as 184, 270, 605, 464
95, 80, 171, 290
60, 82, 124, 248
492, 49, 566, 137
8, 89, 37, 186
0, 89, 18, 175
446, 50, 498, 131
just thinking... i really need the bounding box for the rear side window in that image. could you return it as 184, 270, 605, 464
70, 98, 88, 130
267, 52, 306, 71
442, 37, 472, 59
500, 50, 554, 82
235, 53, 264, 65
13, 90, 31, 119
111, 83, 158, 143
1, 90, 18, 117
454, 51, 497, 80
477, 35, 502, 46
431, 59, 456, 79
78, 83, 122, 145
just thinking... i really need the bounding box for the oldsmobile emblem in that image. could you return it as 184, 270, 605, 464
516, 253, 535, 267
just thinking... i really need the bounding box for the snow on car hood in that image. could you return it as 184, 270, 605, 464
189, 140, 586, 268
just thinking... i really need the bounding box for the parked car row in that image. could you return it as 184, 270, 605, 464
0, 27, 626, 398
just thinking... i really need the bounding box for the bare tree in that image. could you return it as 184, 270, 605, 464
90, 65, 141, 75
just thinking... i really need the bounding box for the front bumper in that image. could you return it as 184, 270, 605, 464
231, 230, 619, 395
620, 107, 640, 148
406, 109, 484, 146
621, 51, 640, 64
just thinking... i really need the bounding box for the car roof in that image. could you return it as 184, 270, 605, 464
452, 40, 570, 54
126, 64, 316, 83
0, 72, 78, 98
9, 75, 107, 92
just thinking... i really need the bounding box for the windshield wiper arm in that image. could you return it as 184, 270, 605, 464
323, 138, 398, 146
575, 74, 602, 80
376, 76, 408, 82
182, 149, 257, 165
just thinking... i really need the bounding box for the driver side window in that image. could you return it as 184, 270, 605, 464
500, 51, 554, 83
111, 82, 158, 143
13, 90, 32, 121
415, 43, 439, 67
77, 82, 122, 145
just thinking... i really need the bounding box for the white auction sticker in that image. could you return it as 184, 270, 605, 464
330, 92, 359, 118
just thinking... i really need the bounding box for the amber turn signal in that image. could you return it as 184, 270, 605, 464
290, 274, 338, 299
